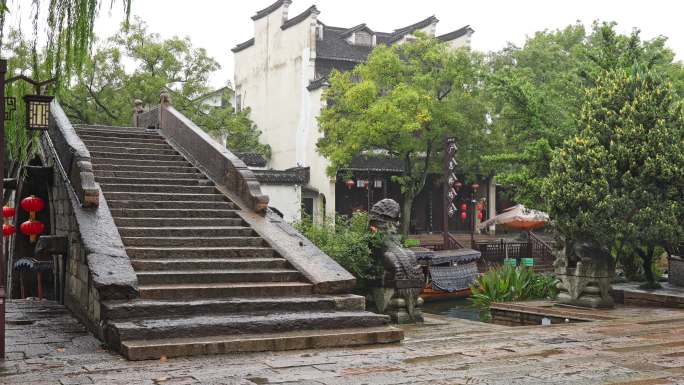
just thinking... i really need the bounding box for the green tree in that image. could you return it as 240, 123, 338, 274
544, 67, 684, 288
317, 34, 489, 235
486, 22, 684, 209
59, 18, 270, 157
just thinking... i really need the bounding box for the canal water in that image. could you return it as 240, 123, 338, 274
421, 298, 481, 321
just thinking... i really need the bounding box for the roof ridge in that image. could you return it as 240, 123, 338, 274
281, 5, 319, 30
392, 15, 439, 35
251, 0, 291, 21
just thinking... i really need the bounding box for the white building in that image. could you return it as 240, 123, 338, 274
232, 0, 474, 223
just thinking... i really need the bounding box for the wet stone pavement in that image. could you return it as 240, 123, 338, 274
5, 300, 684, 384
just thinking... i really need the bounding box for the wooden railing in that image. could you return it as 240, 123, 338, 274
475, 232, 556, 271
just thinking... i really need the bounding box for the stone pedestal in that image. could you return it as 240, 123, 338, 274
369, 287, 424, 324
554, 242, 614, 309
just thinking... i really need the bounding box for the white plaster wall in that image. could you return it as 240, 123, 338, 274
444, 31, 473, 49
303, 88, 336, 222
234, 5, 317, 172
261, 184, 302, 223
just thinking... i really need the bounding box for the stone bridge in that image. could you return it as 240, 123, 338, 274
8, 94, 402, 360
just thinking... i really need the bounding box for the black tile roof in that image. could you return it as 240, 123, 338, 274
231, 38, 255, 53
437, 25, 473, 42
393, 15, 439, 36
340, 23, 374, 37
345, 155, 405, 173
281, 5, 319, 30
253, 167, 310, 185
307, 76, 329, 91
235, 152, 267, 168
316, 24, 375, 63
252, 0, 289, 21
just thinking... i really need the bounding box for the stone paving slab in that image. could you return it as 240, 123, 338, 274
5, 300, 684, 384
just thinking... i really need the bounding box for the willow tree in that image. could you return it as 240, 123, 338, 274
0, 0, 131, 166
317, 34, 489, 236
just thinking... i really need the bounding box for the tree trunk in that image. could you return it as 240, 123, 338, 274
641, 244, 655, 285
400, 191, 414, 237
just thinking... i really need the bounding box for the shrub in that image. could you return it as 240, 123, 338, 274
403, 238, 421, 248
469, 265, 558, 321
293, 212, 382, 292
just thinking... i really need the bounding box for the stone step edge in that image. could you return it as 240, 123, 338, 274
136, 269, 299, 275
120, 326, 403, 360
137, 282, 312, 290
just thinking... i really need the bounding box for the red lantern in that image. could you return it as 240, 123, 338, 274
477, 211, 484, 220
20, 219, 44, 243
454, 181, 463, 189
3, 206, 15, 219
363, 180, 370, 189
3, 224, 15, 237
460, 203, 467, 211
21, 195, 45, 214
345, 179, 355, 189
460, 211, 467, 221
475, 203, 483, 211
472, 183, 480, 191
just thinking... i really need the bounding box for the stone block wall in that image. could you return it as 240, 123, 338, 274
40, 134, 104, 337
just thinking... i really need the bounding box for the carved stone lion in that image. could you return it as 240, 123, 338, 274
368, 199, 424, 323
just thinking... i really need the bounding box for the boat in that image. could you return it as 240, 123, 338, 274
411, 247, 481, 302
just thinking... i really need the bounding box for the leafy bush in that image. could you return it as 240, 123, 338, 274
294, 212, 382, 292
469, 265, 558, 321
403, 238, 421, 248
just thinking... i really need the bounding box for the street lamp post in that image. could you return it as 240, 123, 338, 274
470, 183, 480, 248
0, 58, 55, 360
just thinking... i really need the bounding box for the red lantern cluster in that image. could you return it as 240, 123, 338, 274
20, 195, 45, 243
3, 205, 15, 237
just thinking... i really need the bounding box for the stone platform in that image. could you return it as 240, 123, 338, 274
614, 282, 684, 308
6, 299, 684, 384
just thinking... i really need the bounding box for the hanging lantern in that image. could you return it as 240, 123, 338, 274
20, 219, 44, 243
475, 203, 483, 212
460, 211, 467, 221
363, 180, 370, 189
454, 181, 463, 190
3, 224, 15, 237
345, 179, 355, 189
460, 203, 467, 211
21, 195, 45, 220
477, 211, 484, 220
3, 206, 15, 219
472, 183, 480, 191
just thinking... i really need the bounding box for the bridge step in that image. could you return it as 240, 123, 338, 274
137, 282, 313, 300
125, 246, 273, 259
95, 170, 205, 179
130, 258, 288, 271
136, 269, 303, 285
120, 326, 402, 361
87, 145, 179, 156
92, 157, 191, 167
93, 164, 199, 174
101, 295, 366, 320
114, 217, 244, 227
108, 310, 388, 341
102, 183, 218, 194
81, 139, 172, 149
119, 227, 256, 238
122, 236, 263, 247
106, 200, 236, 210
97, 177, 211, 186
76, 127, 163, 139
111, 209, 239, 219
91, 151, 187, 161
104, 192, 228, 202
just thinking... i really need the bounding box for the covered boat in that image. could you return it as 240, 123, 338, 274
412, 247, 481, 301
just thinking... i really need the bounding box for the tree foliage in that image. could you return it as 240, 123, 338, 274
544, 67, 684, 286
59, 18, 270, 157
318, 34, 490, 235
486, 22, 684, 208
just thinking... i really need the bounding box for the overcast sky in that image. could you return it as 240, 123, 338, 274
8, 0, 684, 88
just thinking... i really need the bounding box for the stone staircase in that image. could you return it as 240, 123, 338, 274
75, 125, 402, 360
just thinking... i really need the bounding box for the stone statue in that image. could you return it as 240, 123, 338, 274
554, 239, 614, 308
368, 199, 425, 323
